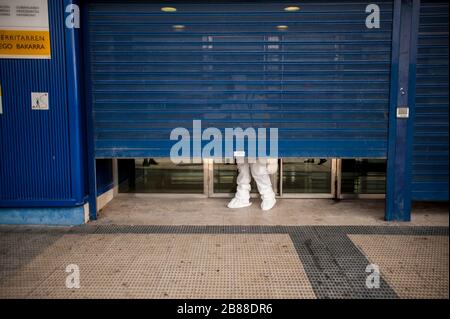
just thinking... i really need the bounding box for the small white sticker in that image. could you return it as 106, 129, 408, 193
31, 92, 49, 110
234, 151, 246, 157
396, 107, 409, 118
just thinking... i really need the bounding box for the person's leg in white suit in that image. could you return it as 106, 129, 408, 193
227, 161, 276, 211
227, 162, 252, 208
250, 161, 276, 211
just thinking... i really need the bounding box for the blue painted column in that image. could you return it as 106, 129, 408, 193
79, 1, 98, 220
64, 0, 87, 206
386, 0, 421, 221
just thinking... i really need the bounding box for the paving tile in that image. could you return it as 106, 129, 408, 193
349, 234, 449, 299
0, 225, 448, 299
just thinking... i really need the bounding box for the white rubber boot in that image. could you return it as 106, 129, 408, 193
227, 197, 252, 209
228, 163, 252, 209
261, 197, 276, 211
250, 162, 277, 211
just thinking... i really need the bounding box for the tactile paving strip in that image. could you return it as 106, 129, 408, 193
0, 233, 315, 299
0, 225, 447, 299
349, 235, 449, 299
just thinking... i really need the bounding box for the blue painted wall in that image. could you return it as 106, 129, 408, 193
0, 0, 87, 208
0, 206, 86, 225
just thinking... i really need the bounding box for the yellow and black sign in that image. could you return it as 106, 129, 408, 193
0, 0, 51, 59
0, 30, 50, 58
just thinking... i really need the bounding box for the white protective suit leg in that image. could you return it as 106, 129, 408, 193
250, 161, 276, 211
227, 162, 252, 208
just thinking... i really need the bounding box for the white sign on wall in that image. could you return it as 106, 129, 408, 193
0, 0, 50, 59
31, 92, 48, 110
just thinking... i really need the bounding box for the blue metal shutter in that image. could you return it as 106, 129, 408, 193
87, 1, 393, 158
412, 1, 449, 201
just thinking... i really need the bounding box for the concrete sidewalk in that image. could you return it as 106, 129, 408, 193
0, 198, 448, 299
96, 195, 449, 226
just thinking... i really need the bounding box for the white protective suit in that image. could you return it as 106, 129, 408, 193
227, 159, 277, 211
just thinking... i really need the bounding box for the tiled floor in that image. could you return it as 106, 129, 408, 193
0, 225, 447, 299
350, 235, 449, 299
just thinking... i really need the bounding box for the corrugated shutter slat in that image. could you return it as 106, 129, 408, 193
412, 1, 449, 201
88, 1, 393, 158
